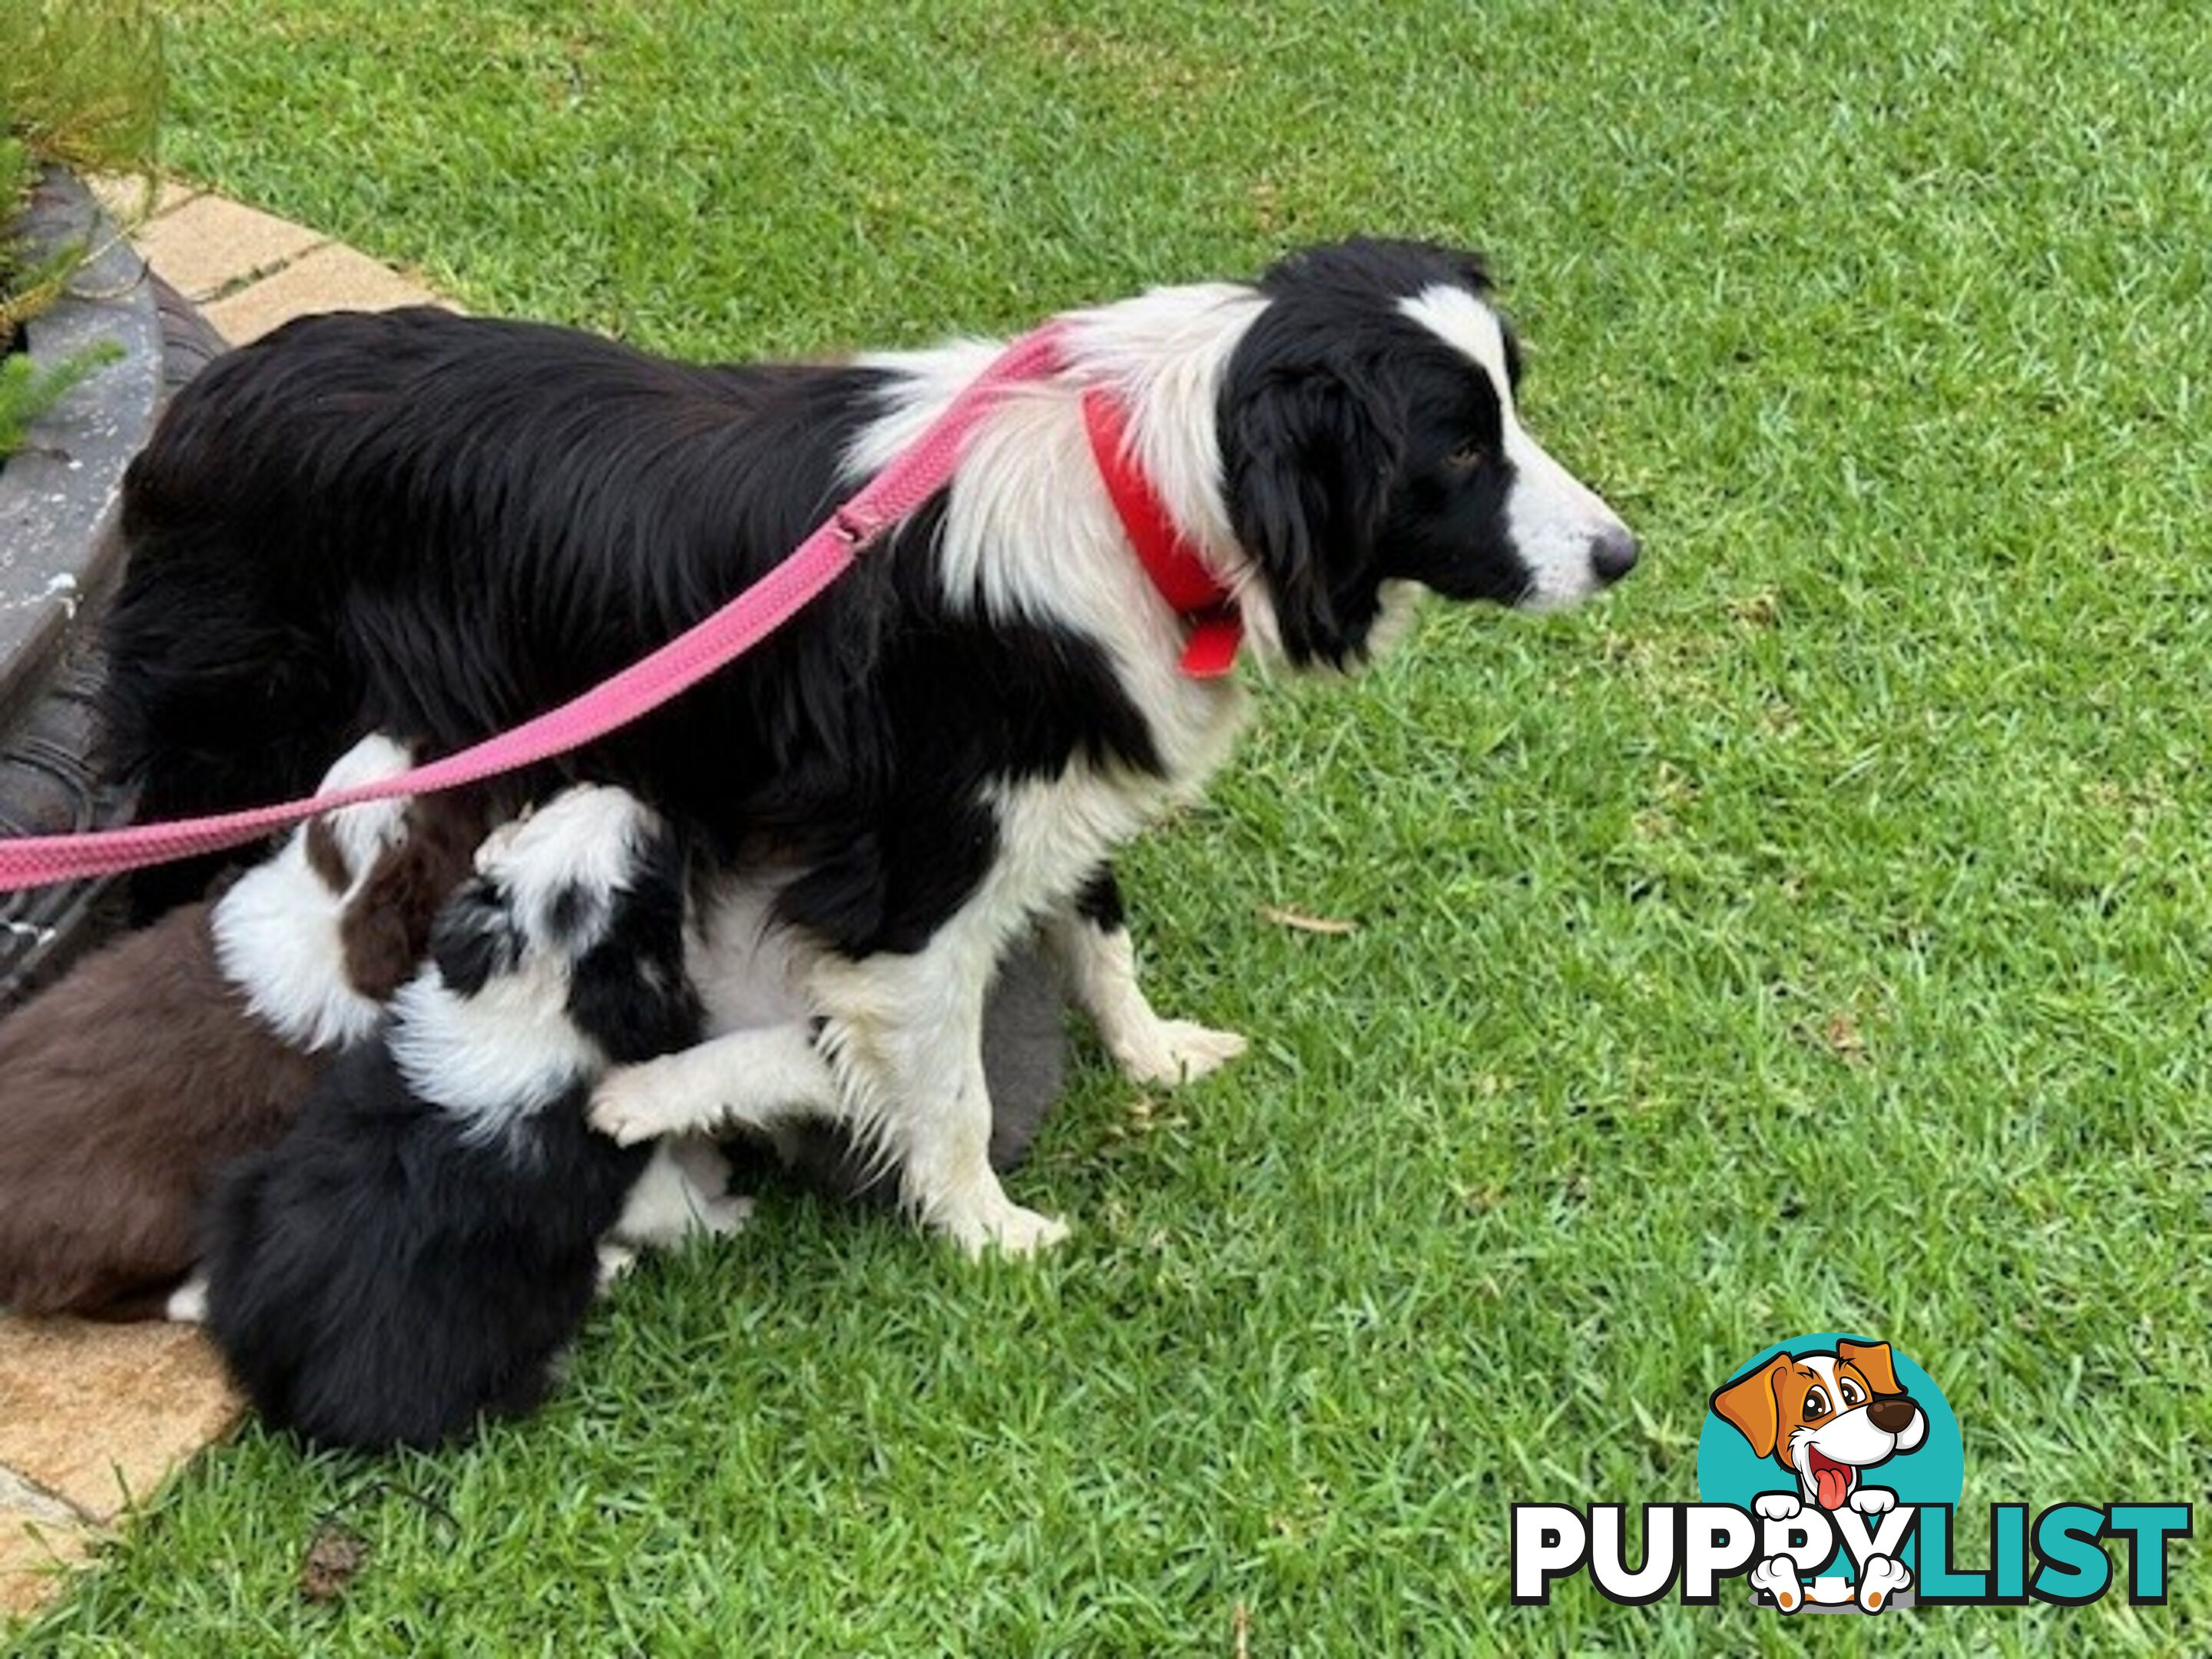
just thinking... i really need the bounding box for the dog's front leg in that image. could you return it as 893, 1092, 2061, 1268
1044, 866, 1246, 1087
813, 939, 1069, 1257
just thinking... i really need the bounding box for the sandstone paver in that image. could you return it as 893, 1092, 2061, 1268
0, 1318, 241, 1525
129, 194, 329, 304
85, 173, 200, 225
0, 1510, 96, 1622
204, 241, 445, 343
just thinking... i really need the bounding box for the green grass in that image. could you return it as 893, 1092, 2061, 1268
0, 0, 163, 453
12, 0, 2212, 1652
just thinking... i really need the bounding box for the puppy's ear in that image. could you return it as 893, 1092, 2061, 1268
340, 808, 475, 1001
1836, 1339, 1903, 1397
427, 878, 519, 997
1710, 1355, 1790, 1460
1227, 366, 1402, 667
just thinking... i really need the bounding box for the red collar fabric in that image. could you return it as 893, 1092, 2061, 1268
1080, 389, 1243, 678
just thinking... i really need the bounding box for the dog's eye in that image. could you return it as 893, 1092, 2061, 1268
1839, 1379, 1863, 1407
1803, 1387, 1830, 1419
1444, 441, 1487, 473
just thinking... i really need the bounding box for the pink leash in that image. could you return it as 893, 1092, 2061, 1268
0, 321, 1071, 894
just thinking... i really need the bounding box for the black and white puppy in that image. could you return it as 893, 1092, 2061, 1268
107, 237, 1637, 1255
201, 784, 830, 1450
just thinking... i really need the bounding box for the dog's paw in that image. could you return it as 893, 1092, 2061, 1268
694, 1193, 755, 1237
946, 1199, 1072, 1260
164, 1274, 209, 1325
1753, 1492, 1803, 1522
1115, 1020, 1248, 1087
667, 1134, 734, 1200
589, 1061, 684, 1146
594, 1242, 640, 1291
1856, 1555, 1911, 1613
1849, 1485, 1897, 1515
1748, 1556, 1803, 1613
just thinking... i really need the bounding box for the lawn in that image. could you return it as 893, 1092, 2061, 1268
14, 0, 2212, 1653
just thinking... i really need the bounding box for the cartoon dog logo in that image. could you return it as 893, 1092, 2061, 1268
1710, 1338, 1928, 1611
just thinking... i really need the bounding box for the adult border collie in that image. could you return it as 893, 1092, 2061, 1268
102, 237, 1637, 1254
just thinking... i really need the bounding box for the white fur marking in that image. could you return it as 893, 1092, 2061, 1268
164, 1273, 209, 1324
388, 969, 601, 1136
210, 733, 419, 1051
1396, 283, 1631, 612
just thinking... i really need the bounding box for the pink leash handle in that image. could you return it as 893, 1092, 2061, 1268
0, 321, 1071, 895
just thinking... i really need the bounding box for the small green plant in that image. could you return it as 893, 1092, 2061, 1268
0, 0, 164, 459
0, 338, 121, 455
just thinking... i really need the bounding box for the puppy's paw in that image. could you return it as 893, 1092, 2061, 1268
594, 1242, 639, 1291
1115, 1020, 1248, 1087
946, 1200, 1072, 1260
589, 1061, 686, 1146
1748, 1555, 1803, 1613
667, 1133, 734, 1200
1753, 1492, 1803, 1522
694, 1193, 755, 1237
1856, 1555, 1911, 1613
164, 1273, 209, 1324
1849, 1485, 1896, 1515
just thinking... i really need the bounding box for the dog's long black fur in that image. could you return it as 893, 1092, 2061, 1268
105, 313, 1159, 928
202, 794, 701, 1451
101, 241, 1598, 935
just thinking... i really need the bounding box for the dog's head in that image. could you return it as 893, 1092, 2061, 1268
428, 784, 703, 1065
1219, 237, 1637, 666
325, 786, 490, 1005
215, 733, 471, 1049
1710, 1339, 1929, 1510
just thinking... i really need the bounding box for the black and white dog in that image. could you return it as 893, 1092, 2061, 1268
200, 784, 832, 1449
106, 237, 1637, 1255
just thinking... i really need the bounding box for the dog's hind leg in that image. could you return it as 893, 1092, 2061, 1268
1045, 866, 1246, 1087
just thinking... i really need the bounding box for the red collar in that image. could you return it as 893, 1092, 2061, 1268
1080, 389, 1243, 678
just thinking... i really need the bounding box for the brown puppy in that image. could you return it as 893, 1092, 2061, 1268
0, 737, 481, 1319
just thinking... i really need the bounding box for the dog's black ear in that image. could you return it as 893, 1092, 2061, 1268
428, 877, 519, 997
1225, 366, 1402, 667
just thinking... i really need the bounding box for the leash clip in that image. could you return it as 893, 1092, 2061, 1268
831, 507, 881, 551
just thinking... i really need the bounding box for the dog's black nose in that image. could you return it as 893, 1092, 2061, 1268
1591, 526, 1641, 586
1868, 1396, 1918, 1435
